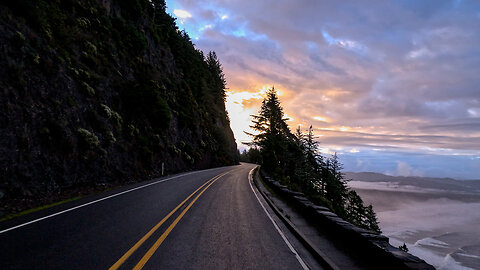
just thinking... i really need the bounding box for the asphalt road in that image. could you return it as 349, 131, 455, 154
0, 163, 308, 269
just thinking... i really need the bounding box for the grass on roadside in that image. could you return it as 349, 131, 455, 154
0, 196, 82, 223
0, 181, 125, 223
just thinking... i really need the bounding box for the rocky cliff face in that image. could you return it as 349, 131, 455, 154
0, 0, 238, 215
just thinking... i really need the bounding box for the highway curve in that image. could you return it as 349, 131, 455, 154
0, 163, 310, 269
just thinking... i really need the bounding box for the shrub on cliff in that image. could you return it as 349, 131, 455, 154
77, 128, 100, 150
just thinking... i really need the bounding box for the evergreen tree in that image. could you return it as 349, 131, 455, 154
247, 86, 380, 233
345, 190, 381, 232
345, 190, 364, 226
239, 149, 248, 162
151, 0, 167, 22
304, 126, 324, 192
294, 125, 323, 193
247, 87, 293, 175
293, 126, 307, 185
238, 147, 262, 164
325, 153, 348, 215
206, 51, 226, 102
365, 205, 381, 233
247, 147, 262, 164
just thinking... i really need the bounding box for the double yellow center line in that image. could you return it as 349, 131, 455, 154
109, 171, 231, 270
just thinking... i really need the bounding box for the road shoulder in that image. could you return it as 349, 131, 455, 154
252, 167, 373, 270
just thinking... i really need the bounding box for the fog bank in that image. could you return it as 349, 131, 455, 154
347, 172, 480, 270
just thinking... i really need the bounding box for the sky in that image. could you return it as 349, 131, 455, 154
164, 0, 480, 179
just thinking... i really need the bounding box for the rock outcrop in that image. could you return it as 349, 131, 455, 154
0, 0, 238, 215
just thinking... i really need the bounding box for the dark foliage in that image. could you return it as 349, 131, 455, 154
239, 147, 262, 164
0, 0, 238, 215
248, 87, 381, 232
399, 243, 409, 252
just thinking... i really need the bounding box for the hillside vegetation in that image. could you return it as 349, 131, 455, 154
0, 0, 238, 216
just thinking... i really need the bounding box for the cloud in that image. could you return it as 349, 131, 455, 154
394, 161, 424, 177
315, 129, 480, 152
322, 30, 367, 53
166, 0, 480, 178
173, 9, 192, 18
313, 116, 329, 122
420, 122, 480, 132
406, 47, 434, 59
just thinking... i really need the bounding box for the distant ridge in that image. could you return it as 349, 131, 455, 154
345, 172, 480, 193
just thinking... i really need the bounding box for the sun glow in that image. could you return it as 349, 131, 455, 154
284, 113, 294, 121
225, 87, 271, 148
224, 85, 292, 149
313, 116, 329, 122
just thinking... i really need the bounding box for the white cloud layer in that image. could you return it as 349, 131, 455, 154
173, 9, 192, 18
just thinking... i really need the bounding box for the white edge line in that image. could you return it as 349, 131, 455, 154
248, 167, 309, 270
0, 167, 223, 234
